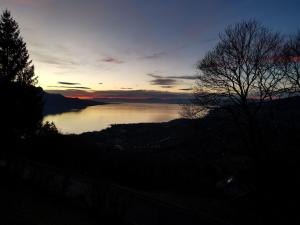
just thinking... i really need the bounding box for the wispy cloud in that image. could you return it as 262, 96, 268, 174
161, 86, 174, 89
179, 88, 193, 91
150, 78, 178, 86
32, 51, 78, 67
141, 38, 217, 61
58, 81, 81, 85
48, 86, 91, 90
147, 73, 163, 79
66, 86, 91, 90
147, 73, 195, 88
147, 73, 196, 80
121, 87, 133, 90
167, 75, 197, 80
101, 57, 124, 64
143, 51, 167, 59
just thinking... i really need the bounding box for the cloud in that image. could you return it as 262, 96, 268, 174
101, 57, 124, 64
161, 86, 174, 89
147, 73, 163, 79
58, 81, 81, 85
150, 78, 178, 86
147, 73, 196, 87
143, 51, 167, 59
179, 88, 193, 91
147, 73, 196, 80
66, 86, 91, 90
141, 38, 217, 61
47, 86, 91, 90
121, 87, 133, 90
99, 82, 103, 84
148, 73, 178, 86
32, 51, 77, 67
167, 75, 197, 80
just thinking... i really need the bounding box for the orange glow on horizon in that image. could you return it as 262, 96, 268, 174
65, 95, 95, 99
64, 95, 173, 100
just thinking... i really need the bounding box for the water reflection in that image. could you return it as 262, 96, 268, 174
43, 103, 181, 134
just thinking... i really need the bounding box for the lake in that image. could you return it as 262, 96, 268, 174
43, 103, 182, 134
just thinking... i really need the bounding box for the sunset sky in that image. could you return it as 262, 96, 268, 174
1, 0, 300, 98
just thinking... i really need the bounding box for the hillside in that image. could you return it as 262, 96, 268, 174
7, 96, 300, 225
93, 97, 190, 104
43, 92, 107, 115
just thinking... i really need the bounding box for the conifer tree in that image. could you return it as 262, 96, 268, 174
0, 10, 42, 141
0, 10, 37, 85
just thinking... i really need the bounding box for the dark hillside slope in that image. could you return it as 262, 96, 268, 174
43, 92, 106, 115
10, 96, 300, 225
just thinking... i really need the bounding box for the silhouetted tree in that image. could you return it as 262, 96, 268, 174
188, 21, 285, 121
281, 31, 300, 93
37, 121, 59, 136
0, 10, 42, 143
0, 10, 37, 85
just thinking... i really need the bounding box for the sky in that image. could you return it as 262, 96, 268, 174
0, 0, 300, 98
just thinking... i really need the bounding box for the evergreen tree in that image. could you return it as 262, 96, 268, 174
0, 10, 42, 143
0, 10, 37, 85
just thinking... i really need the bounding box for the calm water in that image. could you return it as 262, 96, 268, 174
43, 103, 182, 134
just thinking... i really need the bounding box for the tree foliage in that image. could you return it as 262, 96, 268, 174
0, 10, 42, 142
0, 10, 37, 85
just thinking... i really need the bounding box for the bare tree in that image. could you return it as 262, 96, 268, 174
189, 20, 285, 121
281, 31, 300, 94
180, 102, 207, 119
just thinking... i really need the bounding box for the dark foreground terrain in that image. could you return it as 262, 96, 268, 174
0, 169, 126, 225
1, 96, 299, 225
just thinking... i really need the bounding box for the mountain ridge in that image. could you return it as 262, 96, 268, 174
43, 92, 106, 115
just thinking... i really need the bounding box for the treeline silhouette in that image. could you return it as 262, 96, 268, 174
0, 10, 46, 144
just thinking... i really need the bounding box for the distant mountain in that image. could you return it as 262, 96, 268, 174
93, 97, 190, 104
46, 89, 192, 104
43, 92, 106, 116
